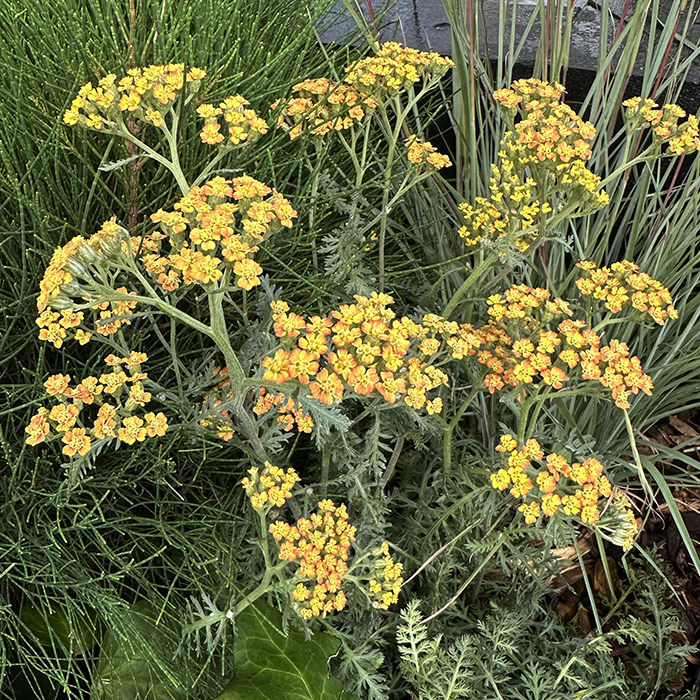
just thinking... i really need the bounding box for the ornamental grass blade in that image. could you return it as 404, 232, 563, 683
641, 455, 700, 578
216, 600, 358, 700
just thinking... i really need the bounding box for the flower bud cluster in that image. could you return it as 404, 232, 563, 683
148, 176, 297, 291
36, 221, 140, 346
63, 64, 205, 131
405, 135, 451, 170
25, 353, 167, 456
269, 500, 357, 620
575, 260, 678, 324
196, 94, 268, 147
601, 492, 638, 552
367, 541, 404, 610
490, 434, 613, 525
260, 294, 448, 414
241, 461, 301, 510
622, 97, 700, 154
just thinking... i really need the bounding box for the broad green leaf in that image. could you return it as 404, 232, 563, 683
20, 599, 97, 654
91, 600, 188, 700
216, 601, 358, 700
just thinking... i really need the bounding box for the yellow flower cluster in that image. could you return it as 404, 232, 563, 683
63, 64, 205, 130
622, 97, 700, 155
367, 541, 404, 610
241, 461, 301, 510
253, 387, 315, 434
145, 175, 297, 291
467, 284, 654, 409
269, 499, 357, 620
344, 42, 454, 95
25, 353, 167, 456
576, 260, 678, 324
405, 135, 451, 170
460, 79, 607, 254
36, 227, 142, 346
260, 294, 448, 415
603, 492, 638, 552
196, 94, 268, 146
490, 434, 613, 525
273, 43, 453, 141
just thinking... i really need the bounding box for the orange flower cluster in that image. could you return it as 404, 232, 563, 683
273, 43, 453, 141
196, 94, 268, 146
490, 434, 613, 525
452, 284, 652, 409
344, 42, 454, 95
63, 64, 206, 130
144, 175, 296, 292
460, 79, 607, 254
405, 135, 451, 170
253, 387, 314, 434
25, 353, 168, 456
367, 541, 404, 610
272, 78, 378, 140
259, 295, 448, 414
622, 97, 700, 155
576, 260, 678, 324
269, 500, 357, 620
241, 461, 301, 510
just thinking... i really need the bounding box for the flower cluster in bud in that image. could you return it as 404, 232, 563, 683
241, 461, 301, 510
576, 260, 678, 324
490, 434, 613, 525
622, 97, 700, 155
63, 64, 205, 131
405, 135, 451, 170
461, 284, 654, 409
146, 175, 297, 291
253, 387, 314, 434
367, 541, 404, 610
196, 94, 268, 147
600, 492, 638, 552
260, 294, 448, 415
269, 500, 357, 620
461, 79, 607, 254
25, 353, 167, 456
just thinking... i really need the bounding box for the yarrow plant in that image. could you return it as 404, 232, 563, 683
26, 45, 690, 692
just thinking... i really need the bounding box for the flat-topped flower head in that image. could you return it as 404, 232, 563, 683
269, 500, 357, 619
63, 63, 205, 132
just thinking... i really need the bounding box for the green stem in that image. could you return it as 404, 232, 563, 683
443, 383, 482, 474
442, 254, 497, 318
623, 408, 652, 499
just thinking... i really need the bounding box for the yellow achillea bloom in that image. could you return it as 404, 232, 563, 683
575, 259, 677, 324
489, 434, 614, 527
405, 135, 451, 170
241, 462, 301, 510
197, 94, 268, 147
257, 293, 452, 421
269, 500, 356, 620
623, 97, 700, 155
63, 63, 205, 132
460, 78, 606, 255
26, 353, 168, 456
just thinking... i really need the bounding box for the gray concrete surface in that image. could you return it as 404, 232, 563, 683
321, 1, 700, 83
